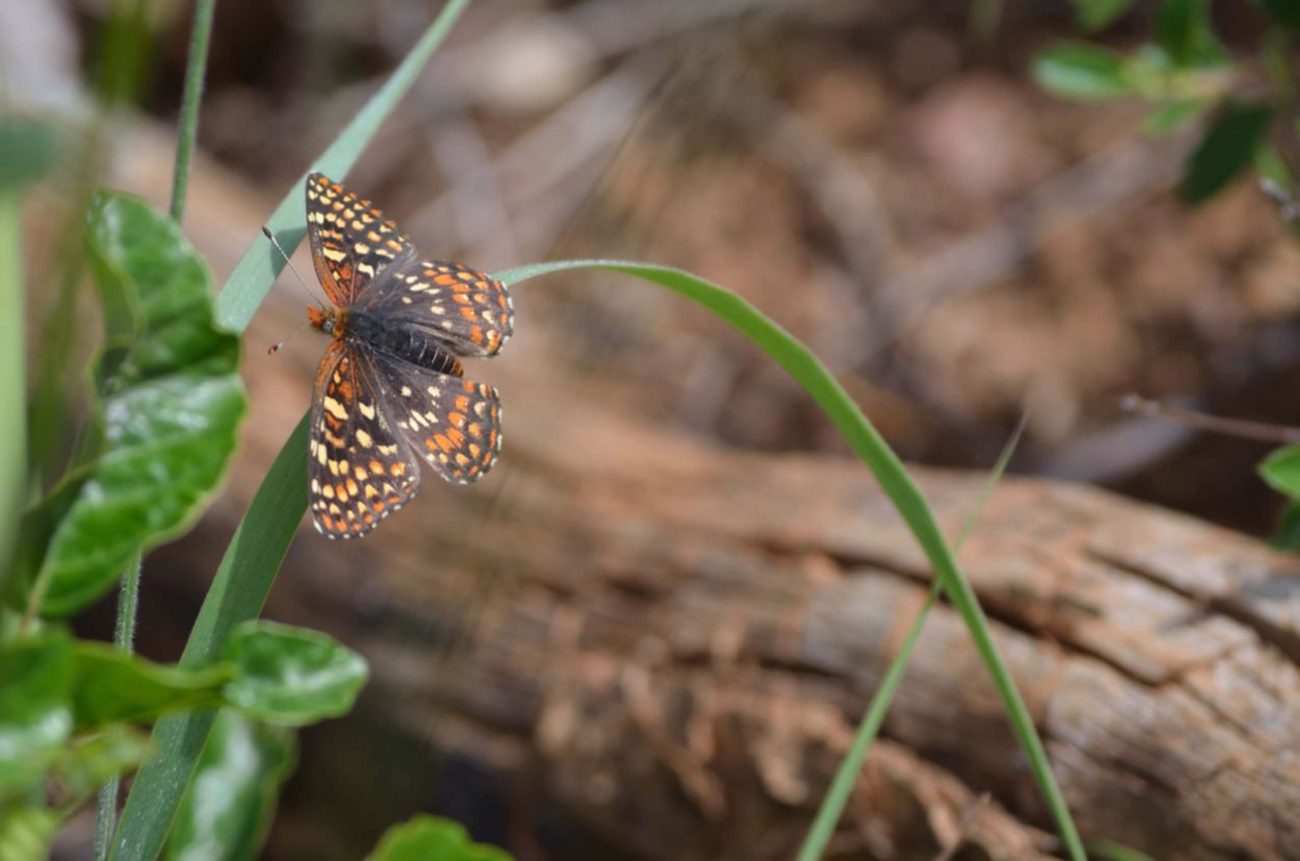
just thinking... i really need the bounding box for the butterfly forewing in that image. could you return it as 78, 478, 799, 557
309, 339, 421, 538
371, 351, 504, 485
358, 256, 514, 358
305, 172, 415, 307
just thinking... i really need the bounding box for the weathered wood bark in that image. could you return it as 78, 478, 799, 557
109, 126, 1299, 860
213, 376, 1300, 861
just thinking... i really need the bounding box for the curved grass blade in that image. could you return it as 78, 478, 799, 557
494, 260, 1086, 861
214, 0, 473, 335
113, 4, 474, 854
797, 417, 1026, 860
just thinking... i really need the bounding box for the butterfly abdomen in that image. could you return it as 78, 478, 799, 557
346, 311, 464, 377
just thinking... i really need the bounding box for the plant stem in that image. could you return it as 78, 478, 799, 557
94, 554, 141, 860
169, 0, 216, 223
96, 0, 213, 855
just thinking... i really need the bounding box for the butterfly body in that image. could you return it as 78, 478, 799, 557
310, 305, 464, 378
302, 172, 513, 539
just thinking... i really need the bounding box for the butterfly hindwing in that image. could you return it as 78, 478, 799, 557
309, 339, 421, 539
358, 256, 514, 358
372, 351, 504, 485
305, 172, 415, 307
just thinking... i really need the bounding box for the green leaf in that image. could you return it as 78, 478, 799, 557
56, 725, 153, 800
0, 118, 59, 193
221, 622, 367, 726
0, 804, 61, 861
0, 630, 74, 794
1157, 0, 1227, 68
1271, 503, 1300, 550
366, 816, 512, 861
1179, 102, 1272, 205
1144, 99, 1206, 134
1260, 444, 1300, 498
32, 192, 246, 617
1258, 0, 1300, 31
1033, 42, 1134, 101
1074, 0, 1138, 31
165, 710, 296, 861
71, 642, 229, 729
1255, 141, 1293, 189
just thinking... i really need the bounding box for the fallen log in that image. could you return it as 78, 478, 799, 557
218, 378, 1300, 860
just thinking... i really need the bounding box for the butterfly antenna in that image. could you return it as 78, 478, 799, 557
262, 226, 323, 356
261, 226, 320, 307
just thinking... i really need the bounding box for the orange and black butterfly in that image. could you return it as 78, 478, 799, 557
302, 172, 513, 538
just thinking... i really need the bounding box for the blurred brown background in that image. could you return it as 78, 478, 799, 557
13, 0, 1300, 858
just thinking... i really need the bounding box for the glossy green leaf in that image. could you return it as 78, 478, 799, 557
164, 710, 295, 861
0, 630, 73, 794
1157, 0, 1227, 68
32, 192, 246, 617
1179, 102, 1272, 205
71, 642, 229, 729
221, 622, 367, 726
366, 817, 512, 861
1144, 99, 1205, 135
57, 725, 153, 800
0, 805, 60, 861
1033, 43, 1134, 100
1259, 444, 1300, 498
1074, 0, 1138, 30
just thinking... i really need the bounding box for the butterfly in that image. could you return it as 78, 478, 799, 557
301, 172, 513, 538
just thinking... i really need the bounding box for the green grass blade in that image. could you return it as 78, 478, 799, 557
111, 416, 306, 860
0, 195, 23, 581
496, 260, 1086, 860
797, 417, 1026, 861
112, 4, 473, 854
214, 0, 473, 335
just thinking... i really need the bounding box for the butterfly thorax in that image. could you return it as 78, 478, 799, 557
325, 308, 464, 378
